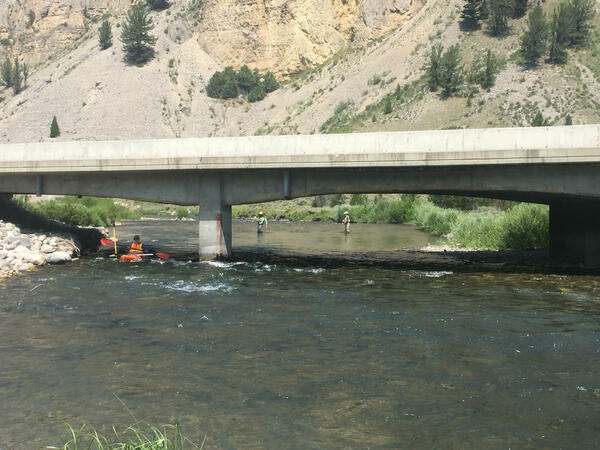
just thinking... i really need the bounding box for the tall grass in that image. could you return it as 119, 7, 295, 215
16, 196, 141, 227
48, 423, 202, 450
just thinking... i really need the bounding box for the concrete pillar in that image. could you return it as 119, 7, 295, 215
550, 201, 600, 267
198, 174, 232, 259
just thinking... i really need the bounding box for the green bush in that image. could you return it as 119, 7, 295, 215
414, 201, 459, 235
26, 196, 140, 227
350, 194, 368, 205
206, 66, 278, 102
498, 203, 549, 249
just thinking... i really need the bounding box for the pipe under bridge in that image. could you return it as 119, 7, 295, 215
1, 125, 600, 266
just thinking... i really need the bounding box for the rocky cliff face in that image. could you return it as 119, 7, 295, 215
0, 0, 417, 76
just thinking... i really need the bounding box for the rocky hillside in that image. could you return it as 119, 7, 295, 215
0, 0, 598, 144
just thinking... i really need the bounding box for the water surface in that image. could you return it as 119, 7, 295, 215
0, 222, 599, 449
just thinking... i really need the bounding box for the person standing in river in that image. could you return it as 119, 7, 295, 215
257, 211, 268, 234
342, 211, 350, 234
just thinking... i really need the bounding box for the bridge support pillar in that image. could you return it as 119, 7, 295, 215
550, 201, 600, 267
198, 174, 232, 259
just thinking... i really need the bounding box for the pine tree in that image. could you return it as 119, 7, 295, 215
12, 58, 22, 94
513, 0, 528, 18
488, 0, 513, 36
383, 96, 393, 114
146, 0, 170, 10
98, 20, 113, 50
520, 6, 548, 66
262, 71, 279, 93
236, 65, 259, 94
531, 110, 549, 126
439, 44, 462, 97
548, 3, 574, 64
1, 57, 12, 88
480, 0, 490, 19
248, 84, 266, 103
565, 114, 573, 125
120, 3, 157, 65
481, 49, 498, 89
425, 43, 443, 91
50, 116, 60, 138
567, 0, 595, 48
461, 0, 482, 29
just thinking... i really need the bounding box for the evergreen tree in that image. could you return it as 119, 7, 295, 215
248, 84, 266, 102
513, 0, 528, 18
548, 3, 573, 64
262, 71, 279, 93
481, 49, 499, 89
461, 0, 483, 29
480, 0, 490, 19
383, 96, 393, 114
566, 0, 595, 48
439, 44, 462, 97
425, 43, 443, 91
146, 0, 170, 10
236, 65, 259, 94
1, 57, 12, 88
98, 20, 113, 50
520, 6, 548, 66
565, 114, 573, 125
50, 116, 60, 138
12, 58, 22, 94
120, 3, 157, 65
531, 110, 549, 126
488, 0, 513, 35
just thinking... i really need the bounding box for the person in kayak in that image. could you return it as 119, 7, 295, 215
342, 211, 350, 234
257, 211, 268, 234
129, 235, 144, 254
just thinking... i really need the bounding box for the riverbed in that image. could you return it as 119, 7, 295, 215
1, 221, 599, 448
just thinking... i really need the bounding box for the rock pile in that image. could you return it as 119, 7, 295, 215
0, 220, 79, 278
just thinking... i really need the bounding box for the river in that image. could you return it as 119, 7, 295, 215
1, 220, 599, 449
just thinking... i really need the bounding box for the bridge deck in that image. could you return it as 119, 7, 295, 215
0, 125, 599, 173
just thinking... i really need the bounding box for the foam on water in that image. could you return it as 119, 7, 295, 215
164, 280, 235, 294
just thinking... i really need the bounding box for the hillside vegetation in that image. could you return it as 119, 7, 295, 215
0, 0, 597, 143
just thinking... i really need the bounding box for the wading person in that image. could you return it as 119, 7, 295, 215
257, 211, 268, 234
342, 211, 350, 234
129, 235, 144, 254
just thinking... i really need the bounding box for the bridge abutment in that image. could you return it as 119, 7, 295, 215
550, 201, 600, 267
198, 174, 232, 259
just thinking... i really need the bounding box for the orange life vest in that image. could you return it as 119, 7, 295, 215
129, 242, 143, 254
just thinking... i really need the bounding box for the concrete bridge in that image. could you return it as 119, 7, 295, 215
1, 124, 600, 265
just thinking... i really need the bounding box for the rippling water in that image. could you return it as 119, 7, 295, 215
0, 222, 599, 449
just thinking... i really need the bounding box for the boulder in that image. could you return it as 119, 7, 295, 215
0, 250, 6, 259
23, 252, 46, 266
41, 244, 57, 254
45, 251, 72, 264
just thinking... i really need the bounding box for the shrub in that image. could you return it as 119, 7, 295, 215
146, 0, 170, 10
414, 202, 459, 235
350, 194, 368, 205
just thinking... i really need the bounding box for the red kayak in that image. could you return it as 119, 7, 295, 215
119, 254, 144, 263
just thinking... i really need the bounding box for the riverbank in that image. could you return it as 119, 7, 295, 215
0, 220, 79, 279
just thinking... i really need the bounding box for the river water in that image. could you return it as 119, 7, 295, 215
1, 221, 599, 449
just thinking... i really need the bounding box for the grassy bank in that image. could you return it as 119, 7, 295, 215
14, 196, 142, 227
48, 423, 200, 449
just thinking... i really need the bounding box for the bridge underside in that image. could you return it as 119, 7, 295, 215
2, 163, 600, 266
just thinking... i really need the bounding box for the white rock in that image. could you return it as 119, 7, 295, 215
41, 244, 56, 254
17, 263, 33, 272
45, 252, 72, 264
23, 252, 46, 266
0, 250, 6, 259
